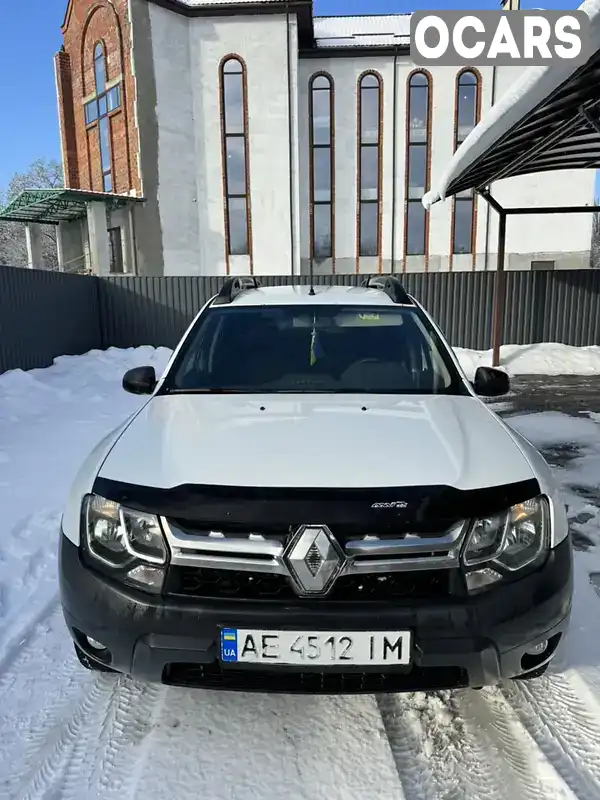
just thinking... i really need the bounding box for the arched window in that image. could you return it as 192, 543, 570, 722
94, 43, 106, 95
309, 73, 334, 262
83, 41, 122, 193
452, 70, 481, 256
220, 56, 251, 259
405, 71, 432, 258
357, 72, 383, 259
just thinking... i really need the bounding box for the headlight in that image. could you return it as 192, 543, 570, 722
82, 494, 168, 592
462, 496, 549, 590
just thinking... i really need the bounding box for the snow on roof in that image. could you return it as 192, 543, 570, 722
423, 0, 600, 209
314, 14, 411, 48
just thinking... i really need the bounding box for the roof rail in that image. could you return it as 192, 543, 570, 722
361, 275, 414, 305
212, 276, 262, 305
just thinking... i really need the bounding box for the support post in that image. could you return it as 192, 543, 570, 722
25, 224, 45, 269
86, 201, 111, 275
56, 225, 65, 271
491, 210, 507, 367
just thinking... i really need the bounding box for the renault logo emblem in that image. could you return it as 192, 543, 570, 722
283, 525, 345, 596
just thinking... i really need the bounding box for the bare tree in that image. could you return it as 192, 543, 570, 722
0, 158, 63, 269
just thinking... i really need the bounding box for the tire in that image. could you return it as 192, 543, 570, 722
74, 643, 116, 673
514, 663, 549, 681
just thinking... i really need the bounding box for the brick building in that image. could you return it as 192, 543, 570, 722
1, 0, 595, 275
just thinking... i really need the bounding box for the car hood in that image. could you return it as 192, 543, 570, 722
97, 394, 535, 490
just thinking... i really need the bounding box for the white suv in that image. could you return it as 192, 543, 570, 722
59, 276, 572, 693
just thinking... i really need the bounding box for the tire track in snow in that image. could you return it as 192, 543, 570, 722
11, 677, 119, 800
56, 677, 163, 800
454, 688, 576, 800
7, 666, 163, 800
0, 605, 163, 800
378, 690, 525, 800
503, 672, 600, 799
376, 694, 444, 800
379, 687, 580, 800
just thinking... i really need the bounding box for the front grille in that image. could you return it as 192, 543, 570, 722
165, 566, 453, 601
162, 661, 469, 693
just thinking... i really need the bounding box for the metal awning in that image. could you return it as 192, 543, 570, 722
423, 0, 600, 205
447, 51, 600, 198
0, 188, 144, 226
421, 0, 600, 366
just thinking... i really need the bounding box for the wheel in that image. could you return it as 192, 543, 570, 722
74, 643, 115, 673
514, 663, 549, 681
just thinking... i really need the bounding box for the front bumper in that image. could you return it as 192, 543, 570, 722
59, 533, 573, 693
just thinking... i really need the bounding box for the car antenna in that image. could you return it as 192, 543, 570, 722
309, 257, 315, 295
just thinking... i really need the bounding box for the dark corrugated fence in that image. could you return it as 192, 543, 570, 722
0, 265, 101, 373
3, 268, 600, 374
96, 270, 600, 350
98, 272, 498, 351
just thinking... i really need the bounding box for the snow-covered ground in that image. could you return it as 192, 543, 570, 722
1, 345, 600, 799
456, 342, 600, 378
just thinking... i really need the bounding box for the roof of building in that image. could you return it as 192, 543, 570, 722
313, 14, 411, 48
136, 1, 412, 51
226, 284, 405, 307
423, 0, 600, 206
0, 189, 144, 225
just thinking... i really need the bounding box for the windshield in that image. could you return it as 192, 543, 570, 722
162, 305, 467, 395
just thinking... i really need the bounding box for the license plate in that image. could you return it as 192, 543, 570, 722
220, 629, 411, 666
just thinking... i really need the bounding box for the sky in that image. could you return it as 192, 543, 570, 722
0, 0, 587, 192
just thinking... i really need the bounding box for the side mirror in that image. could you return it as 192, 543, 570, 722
472, 366, 510, 397
123, 366, 157, 395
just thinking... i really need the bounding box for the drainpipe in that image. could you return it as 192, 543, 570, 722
484, 65, 497, 271
286, 2, 296, 275
391, 46, 399, 274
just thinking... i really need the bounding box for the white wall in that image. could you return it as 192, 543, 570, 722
148, 3, 594, 276
149, 5, 200, 276
150, 5, 298, 276
298, 57, 594, 274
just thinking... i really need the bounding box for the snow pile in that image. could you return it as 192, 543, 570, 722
456, 342, 600, 378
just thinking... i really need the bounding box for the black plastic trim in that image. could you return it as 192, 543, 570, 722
92, 477, 541, 533
212, 276, 262, 305
361, 275, 414, 305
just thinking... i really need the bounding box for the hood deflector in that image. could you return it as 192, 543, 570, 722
92, 477, 541, 536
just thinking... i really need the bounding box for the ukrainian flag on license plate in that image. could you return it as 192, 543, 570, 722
221, 629, 238, 662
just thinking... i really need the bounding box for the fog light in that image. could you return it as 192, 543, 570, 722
86, 636, 106, 650
527, 640, 548, 656
126, 563, 165, 592
465, 567, 503, 592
